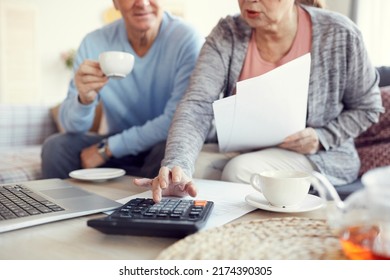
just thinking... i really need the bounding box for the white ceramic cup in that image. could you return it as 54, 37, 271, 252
250, 170, 311, 208
98, 51, 134, 78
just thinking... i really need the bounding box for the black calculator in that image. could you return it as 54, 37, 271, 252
87, 197, 214, 238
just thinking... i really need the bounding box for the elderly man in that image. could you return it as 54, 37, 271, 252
42, 0, 204, 179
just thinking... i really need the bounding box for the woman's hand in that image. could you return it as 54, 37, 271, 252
133, 166, 197, 202
279, 127, 321, 154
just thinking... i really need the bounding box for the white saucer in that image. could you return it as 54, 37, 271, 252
69, 168, 125, 182
245, 192, 324, 213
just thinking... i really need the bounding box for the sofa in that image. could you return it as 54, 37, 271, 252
0, 103, 101, 183
333, 85, 390, 198
1, 87, 389, 200
0, 104, 57, 183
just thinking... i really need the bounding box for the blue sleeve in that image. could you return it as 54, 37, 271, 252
108, 29, 204, 158
59, 36, 100, 133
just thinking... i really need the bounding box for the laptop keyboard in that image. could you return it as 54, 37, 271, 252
0, 184, 65, 220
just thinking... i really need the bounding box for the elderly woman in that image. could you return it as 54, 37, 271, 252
135, 0, 384, 202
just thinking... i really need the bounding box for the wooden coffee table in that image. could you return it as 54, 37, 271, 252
0, 176, 328, 260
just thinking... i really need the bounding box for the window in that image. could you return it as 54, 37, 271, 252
356, 0, 390, 66
0, 2, 41, 104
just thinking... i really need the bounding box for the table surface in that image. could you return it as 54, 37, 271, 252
0, 176, 328, 260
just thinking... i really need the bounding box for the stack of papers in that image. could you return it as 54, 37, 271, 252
213, 53, 311, 152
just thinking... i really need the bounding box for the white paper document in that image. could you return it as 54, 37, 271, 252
213, 53, 311, 152
115, 179, 256, 231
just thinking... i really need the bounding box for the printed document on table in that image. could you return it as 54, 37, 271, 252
213, 53, 311, 152
113, 179, 256, 231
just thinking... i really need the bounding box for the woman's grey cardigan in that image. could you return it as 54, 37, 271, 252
162, 5, 384, 185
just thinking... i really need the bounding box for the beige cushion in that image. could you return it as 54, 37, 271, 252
194, 143, 239, 180
50, 102, 103, 133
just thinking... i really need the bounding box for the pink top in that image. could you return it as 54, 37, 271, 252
239, 6, 312, 82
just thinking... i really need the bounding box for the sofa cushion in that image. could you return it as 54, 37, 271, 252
0, 146, 42, 184
0, 105, 57, 147
355, 86, 390, 146
356, 141, 390, 176
355, 86, 390, 175
193, 143, 239, 180
50, 102, 103, 133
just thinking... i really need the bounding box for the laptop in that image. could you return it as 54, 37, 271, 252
0, 178, 122, 233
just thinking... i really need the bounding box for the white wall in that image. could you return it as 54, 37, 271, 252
184, 0, 239, 36
326, 0, 352, 18
0, 0, 109, 105
36, 0, 109, 106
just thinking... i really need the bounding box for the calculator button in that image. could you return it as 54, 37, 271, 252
143, 212, 154, 217
129, 198, 144, 205
169, 214, 181, 219
189, 211, 201, 217
157, 213, 168, 217
194, 200, 208, 207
